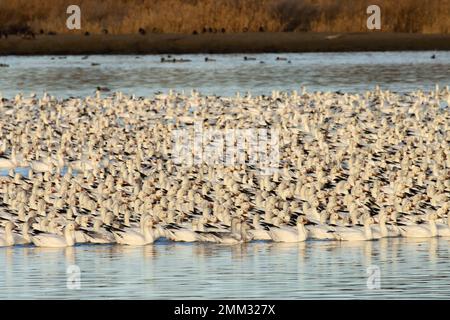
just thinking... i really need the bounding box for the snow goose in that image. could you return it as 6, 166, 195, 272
83, 219, 116, 244
437, 218, 450, 237
334, 215, 376, 241
268, 216, 308, 242
164, 223, 200, 242
385, 208, 401, 237
248, 214, 271, 240
398, 213, 438, 238
0, 156, 17, 170
74, 216, 90, 243
18, 217, 35, 244
7, 218, 35, 245
205, 218, 250, 244
0, 221, 15, 246
30, 153, 53, 173
0, 147, 19, 170
32, 222, 77, 247
306, 212, 338, 240
112, 216, 157, 245
371, 210, 390, 238
436, 205, 450, 237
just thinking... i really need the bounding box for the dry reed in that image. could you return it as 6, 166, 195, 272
0, 0, 448, 34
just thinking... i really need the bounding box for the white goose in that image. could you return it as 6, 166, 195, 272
74, 216, 90, 243
0, 157, 17, 170
12, 218, 35, 245
398, 213, 438, 238
206, 218, 250, 244
334, 215, 376, 241
0, 148, 18, 170
0, 221, 15, 246
112, 216, 157, 245
436, 206, 450, 237
32, 222, 76, 247
385, 208, 401, 237
307, 212, 338, 240
437, 216, 450, 237
165, 223, 200, 242
371, 211, 390, 238
268, 216, 308, 242
83, 219, 116, 244
30, 152, 53, 173
248, 214, 271, 240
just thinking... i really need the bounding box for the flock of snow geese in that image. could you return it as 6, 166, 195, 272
0, 86, 449, 247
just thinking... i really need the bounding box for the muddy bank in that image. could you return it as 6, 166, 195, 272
0, 32, 449, 55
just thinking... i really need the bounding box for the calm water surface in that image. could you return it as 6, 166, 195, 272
1, 238, 450, 299
0, 52, 449, 98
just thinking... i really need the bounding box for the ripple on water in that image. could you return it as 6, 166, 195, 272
1, 52, 450, 98
1, 238, 450, 299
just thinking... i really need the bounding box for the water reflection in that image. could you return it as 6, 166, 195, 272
1, 52, 449, 98
1, 238, 450, 299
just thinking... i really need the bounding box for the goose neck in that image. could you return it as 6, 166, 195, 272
297, 223, 308, 240
5, 226, 14, 245
364, 222, 373, 239
143, 225, 154, 242
429, 219, 437, 236
65, 228, 75, 246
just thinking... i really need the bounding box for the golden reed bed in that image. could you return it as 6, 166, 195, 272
1, 0, 449, 35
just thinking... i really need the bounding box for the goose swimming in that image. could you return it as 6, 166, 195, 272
32, 222, 77, 247
0, 88, 448, 247
83, 219, 116, 244
0, 221, 15, 246
306, 212, 338, 240
164, 221, 201, 242
248, 214, 271, 240
398, 213, 438, 238
334, 215, 376, 241
269, 216, 308, 243
112, 216, 157, 245
206, 217, 251, 244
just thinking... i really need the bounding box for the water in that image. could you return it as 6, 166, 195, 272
0, 52, 449, 98
1, 238, 450, 299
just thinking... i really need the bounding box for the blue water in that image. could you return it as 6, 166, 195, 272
0, 52, 449, 98
1, 238, 450, 299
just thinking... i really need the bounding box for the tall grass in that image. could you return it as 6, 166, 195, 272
1, 0, 449, 34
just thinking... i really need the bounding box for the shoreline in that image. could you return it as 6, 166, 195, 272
1, 32, 450, 55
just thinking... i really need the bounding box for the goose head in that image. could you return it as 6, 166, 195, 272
64, 222, 76, 235
296, 216, 308, 225
363, 215, 375, 226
